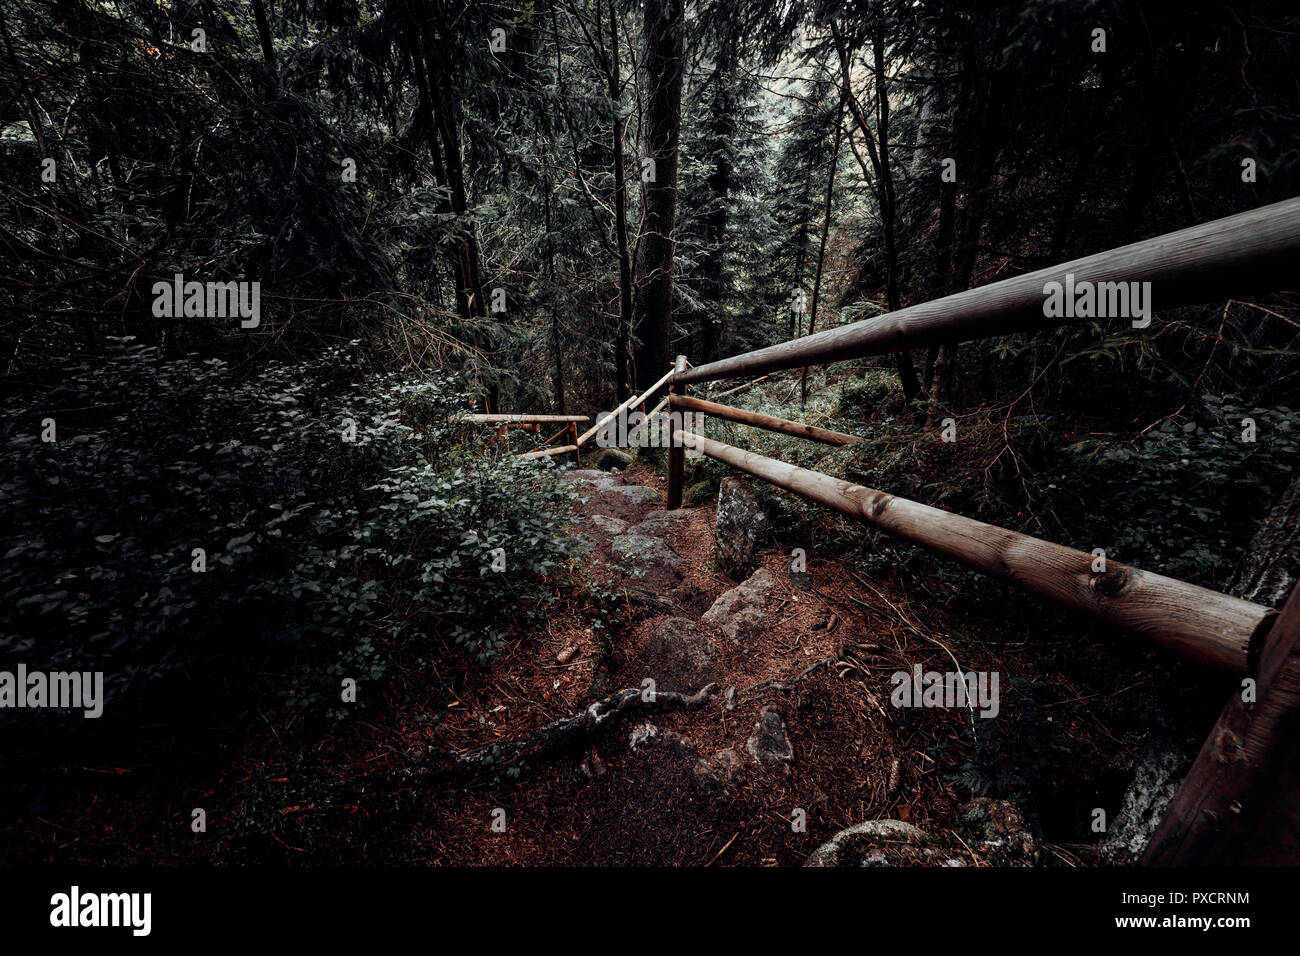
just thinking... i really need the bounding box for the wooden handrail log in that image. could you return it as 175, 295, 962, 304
576, 366, 676, 447
675, 197, 1300, 385
675, 430, 1272, 674
543, 424, 571, 446
518, 444, 578, 459
666, 356, 688, 509
461, 414, 590, 424
670, 393, 861, 446
628, 395, 672, 441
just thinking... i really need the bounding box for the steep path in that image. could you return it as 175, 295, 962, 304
397, 463, 1061, 866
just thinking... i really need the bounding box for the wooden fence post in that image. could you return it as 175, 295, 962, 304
1143, 583, 1300, 865
568, 421, 580, 466
667, 355, 687, 509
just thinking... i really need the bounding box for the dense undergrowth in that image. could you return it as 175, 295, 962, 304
0, 340, 579, 802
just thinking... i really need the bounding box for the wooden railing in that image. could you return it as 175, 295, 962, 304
485, 367, 678, 465
674, 196, 1300, 386
660, 197, 1300, 866
460, 413, 589, 460
505, 197, 1300, 864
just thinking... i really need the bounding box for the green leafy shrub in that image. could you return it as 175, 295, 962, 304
1050, 396, 1297, 588
0, 340, 578, 754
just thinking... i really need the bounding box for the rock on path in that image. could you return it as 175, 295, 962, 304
701, 567, 784, 644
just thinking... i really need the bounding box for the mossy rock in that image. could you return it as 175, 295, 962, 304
804, 820, 932, 867
592, 446, 635, 471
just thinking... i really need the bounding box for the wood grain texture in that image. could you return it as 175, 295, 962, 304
675, 197, 1300, 385
1143, 583, 1300, 865
518, 444, 579, 459
666, 355, 688, 509
677, 431, 1272, 674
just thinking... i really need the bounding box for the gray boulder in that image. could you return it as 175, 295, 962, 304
746, 705, 793, 765
715, 477, 768, 580
701, 567, 783, 643
629, 510, 690, 537
611, 533, 683, 572
587, 514, 630, 535
592, 447, 635, 471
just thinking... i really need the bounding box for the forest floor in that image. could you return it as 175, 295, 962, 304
10, 462, 1149, 866
373, 463, 1128, 865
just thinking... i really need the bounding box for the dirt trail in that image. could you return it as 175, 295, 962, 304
400, 464, 993, 866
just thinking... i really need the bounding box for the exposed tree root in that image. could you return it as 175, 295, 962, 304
351, 683, 718, 795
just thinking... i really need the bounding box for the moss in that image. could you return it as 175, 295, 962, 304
683, 478, 716, 507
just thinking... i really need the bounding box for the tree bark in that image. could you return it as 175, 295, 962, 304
608, 0, 634, 400
631, 0, 684, 393
802, 94, 844, 405
250, 0, 277, 75
833, 21, 920, 402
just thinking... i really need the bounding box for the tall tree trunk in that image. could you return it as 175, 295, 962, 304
788, 149, 816, 341
407, 5, 462, 301
834, 21, 919, 402
698, 46, 737, 365
416, 6, 491, 408
631, 0, 684, 393
934, 67, 1007, 405
608, 0, 634, 400
541, 151, 565, 413
802, 95, 844, 405
869, 13, 920, 401
250, 0, 277, 75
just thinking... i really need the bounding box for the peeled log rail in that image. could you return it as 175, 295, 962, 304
667, 356, 688, 509
462, 414, 589, 423
628, 394, 671, 442
674, 197, 1300, 386
575, 366, 676, 447
670, 393, 861, 446
675, 430, 1273, 674
518, 444, 578, 459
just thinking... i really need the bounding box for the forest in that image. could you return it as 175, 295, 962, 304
1, 0, 1299, 877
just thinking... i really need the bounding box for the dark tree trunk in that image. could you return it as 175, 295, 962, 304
834, 20, 919, 402
415, 5, 491, 408
608, 0, 634, 400
698, 51, 737, 365
541, 156, 565, 413
1232, 464, 1300, 608
250, 0, 277, 75
631, 0, 684, 393
869, 13, 920, 402
802, 95, 844, 405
